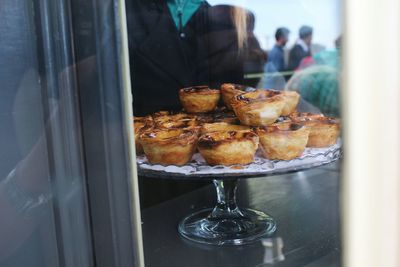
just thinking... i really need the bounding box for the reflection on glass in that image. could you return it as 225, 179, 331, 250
261, 237, 285, 264
1, 1, 92, 266
129, 0, 342, 266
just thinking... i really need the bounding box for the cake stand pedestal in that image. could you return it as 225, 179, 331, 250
178, 178, 276, 245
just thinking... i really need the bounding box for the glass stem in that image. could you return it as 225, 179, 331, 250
209, 179, 243, 219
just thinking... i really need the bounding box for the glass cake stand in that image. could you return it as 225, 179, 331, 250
137, 143, 341, 246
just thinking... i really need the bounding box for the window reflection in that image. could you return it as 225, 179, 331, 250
261, 237, 285, 264
127, 0, 342, 266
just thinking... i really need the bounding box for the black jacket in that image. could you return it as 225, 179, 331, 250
126, 0, 266, 115
288, 44, 311, 71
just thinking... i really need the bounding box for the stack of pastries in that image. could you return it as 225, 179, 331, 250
134, 84, 340, 166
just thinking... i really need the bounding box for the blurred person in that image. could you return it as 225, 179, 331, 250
285, 36, 342, 116
262, 27, 290, 89
313, 35, 341, 69
127, 0, 266, 116
296, 55, 316, 71
126, 0, 266, 207
288, 25, 313, 71
267, 27, 290, 72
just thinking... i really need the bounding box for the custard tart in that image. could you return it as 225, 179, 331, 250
212, 109, 239, 124
152, 110, 171, 117
153, 113, 199, 130
259, 90, 300, 116
197, 130, 259, 165
179, 86, 220, 113
133, 116, 154, 155
289, 113, 340, 147
195, 113, 215, 124
200, 122, 250, 135
256, 123, 309, 160
139, 128, 198, 166
231, 90, 286, 126
220, 83, 254, 110
280, 90, 300, 116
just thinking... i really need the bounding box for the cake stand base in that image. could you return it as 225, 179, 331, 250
178, 179, 276, 245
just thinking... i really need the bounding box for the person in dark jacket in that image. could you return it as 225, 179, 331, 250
126, 0, 266, 207
288, 25, 313, 71
126, 0, 266, 116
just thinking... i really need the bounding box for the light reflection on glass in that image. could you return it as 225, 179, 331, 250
261, 237, 285, 265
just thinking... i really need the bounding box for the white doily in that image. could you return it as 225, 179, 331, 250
137, 140, 341, 177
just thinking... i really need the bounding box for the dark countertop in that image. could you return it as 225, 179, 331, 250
141, 162, 341, 267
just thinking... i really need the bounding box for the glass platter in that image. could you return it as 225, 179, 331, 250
137, 141, 342, 246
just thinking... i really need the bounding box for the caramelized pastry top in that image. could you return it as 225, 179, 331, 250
200, 122, 250, 134
221, 83, 255, 92
257, 122, 305, 134
213, 110, 237, 121
133, 116, 153, 132
180, 86, 219, 95
153, 113, 198, 129
289, 113, 339, 125
195, 112, 238, 124
198, 130, 257, 149
233, 90, 284, 105
195, 113, 215, 124
140, 128, 197, 145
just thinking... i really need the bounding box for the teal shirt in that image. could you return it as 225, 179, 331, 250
167, 0, 203, 29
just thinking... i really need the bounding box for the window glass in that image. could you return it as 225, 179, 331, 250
127, 0, 341, 266
0, 1, 93, 266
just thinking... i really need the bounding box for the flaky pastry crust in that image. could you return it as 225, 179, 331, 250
153, 113, 199, 130
200, 122, 250, 135
289, 113, 340, 147
212, 109, 239, 124
231, 90, 286, 126
139, 128, 198, 165
220, 83, 252, 110
256, 123, 309, 160
260, 89, 300, 116
133, 116, 154, 155
280, 90, 300, 115
197, 130, 259, 165
179, 86, 220, 113
195, 108, 238, 124
152, 110, 171, 117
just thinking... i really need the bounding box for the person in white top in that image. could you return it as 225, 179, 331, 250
288, 25, 313, 71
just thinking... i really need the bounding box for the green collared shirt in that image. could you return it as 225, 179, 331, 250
167, 0, 203, 29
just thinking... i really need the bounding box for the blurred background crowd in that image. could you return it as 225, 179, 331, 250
211, 0, 341, 117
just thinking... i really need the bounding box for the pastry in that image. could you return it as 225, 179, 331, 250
200, 122, 250, 135
152, 110, 171, 117
220, 83, 254, 110
259, 89, 300, 116
278, 90, 300, 116
289, 112, 325, 121
133, 116, 153, 154
212, 108, 239, 124
289, 113, 340, 147
195, 113, 215, 124
197, 130, 259, 165
231, 90, 286, 126
153, 113, 199, 130
179, 86, 220, 113
256, 122, 309, 160
139, 128, 198, 166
